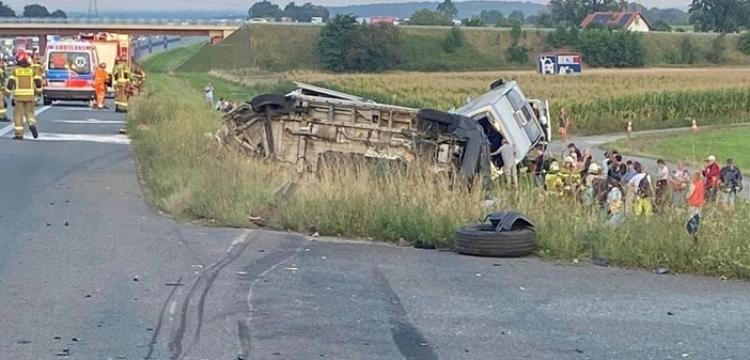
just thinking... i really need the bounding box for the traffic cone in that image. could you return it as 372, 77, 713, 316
691, 118, 698, 132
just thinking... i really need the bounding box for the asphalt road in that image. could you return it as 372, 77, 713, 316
0, 100, 746, 360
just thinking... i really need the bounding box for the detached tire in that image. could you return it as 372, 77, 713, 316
417, 109, 459, 126
250, 93, 289, 113
453, 224, 536, 257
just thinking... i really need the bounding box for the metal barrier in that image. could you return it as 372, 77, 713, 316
132, 36, 182, 60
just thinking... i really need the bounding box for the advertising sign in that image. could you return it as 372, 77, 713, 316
536, 53, 582, 75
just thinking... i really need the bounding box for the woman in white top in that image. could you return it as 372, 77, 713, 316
204, 82, 214, 108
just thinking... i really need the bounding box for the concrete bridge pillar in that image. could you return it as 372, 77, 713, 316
38, 35, 46, 56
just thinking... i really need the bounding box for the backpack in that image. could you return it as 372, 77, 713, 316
637, 175, 653, 198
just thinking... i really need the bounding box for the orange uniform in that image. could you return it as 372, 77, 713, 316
93, 63, 108, 109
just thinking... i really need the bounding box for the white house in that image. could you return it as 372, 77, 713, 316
580, 12, 651, 32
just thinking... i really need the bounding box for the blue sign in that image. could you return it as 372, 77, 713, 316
536, 54, 582, 75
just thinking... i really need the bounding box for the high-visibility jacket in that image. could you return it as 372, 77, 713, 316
113, 64, 130, 84
31, 60, 44, 78
7, 65, 42, 101
94, 68, 108, 84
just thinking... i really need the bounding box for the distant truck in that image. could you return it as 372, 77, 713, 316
78, 32, 131, 92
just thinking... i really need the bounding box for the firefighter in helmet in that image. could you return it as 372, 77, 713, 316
0, 58, 9, 122
6, 50, 42, 140
112, 56, 130, 113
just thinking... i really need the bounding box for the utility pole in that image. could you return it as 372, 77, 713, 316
88, 0, 98, 17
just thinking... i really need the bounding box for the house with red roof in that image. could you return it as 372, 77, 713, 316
580, 12, 651, 32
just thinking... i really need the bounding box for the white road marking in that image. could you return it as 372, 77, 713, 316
0, 105, 51, 137
62, 108, 106, 111
53, 119, 125, 124
33, 133, 130, 144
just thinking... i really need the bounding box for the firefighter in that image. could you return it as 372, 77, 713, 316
0, 58, 9, 122
93, 62, 108, 109
31, 52, 44, 104
132, 66, 145, 94
7, 50, 42, 140
112, 57, 130, 113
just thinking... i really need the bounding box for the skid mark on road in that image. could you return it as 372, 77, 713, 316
166, 230, 256, 360
372, 266, 439, 360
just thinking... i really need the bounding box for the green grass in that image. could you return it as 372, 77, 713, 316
139, 43, 205, 73
602, 126, 750, 170
128, 72, 750, 281
176, 24, 750, 73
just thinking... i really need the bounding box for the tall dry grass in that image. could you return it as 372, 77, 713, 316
129, 73, 750, 279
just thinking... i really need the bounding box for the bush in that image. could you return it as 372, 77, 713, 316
706, 33, 727, 64
738, 32, 750, 55
577, 28, 645, 68
318, 14, 403, 72
680, 35, 698, 64
442, 26, 464, 53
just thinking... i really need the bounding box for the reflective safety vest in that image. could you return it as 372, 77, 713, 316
31, 61, 44, 78
10, 66, 37, 101
113, 64, 130, 84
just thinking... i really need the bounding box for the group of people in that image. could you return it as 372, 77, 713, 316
92, 57, 145, 113
524, 142, 743, 234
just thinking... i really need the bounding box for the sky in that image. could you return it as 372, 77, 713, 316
2, 0, 691, 12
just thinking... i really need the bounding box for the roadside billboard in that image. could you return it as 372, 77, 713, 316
536, 53, 582, 75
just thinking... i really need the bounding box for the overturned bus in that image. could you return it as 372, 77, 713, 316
218, 79, 550, 182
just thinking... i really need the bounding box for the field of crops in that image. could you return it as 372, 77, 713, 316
280, 68, 750, 135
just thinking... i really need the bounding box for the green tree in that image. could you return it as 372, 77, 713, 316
650, 20, 671, 31
443, 26, 464, 52
688, 0, 747, 33
508, 10, 525, 22
479, 10, 504, 25
679, 35, 697, 64
0, 1, 15, 16
436, 0, 458, 18
577, 28, 645, 68
407, 9, 453, 26
548, 0, 627, 26
247, 0, 282, 19
283, 2, 329, 22
505, 23, 530, 64
23, 4, 49, 17
318, 14, 358, 72
705, 33, 726, 63
738, 31, 750, 55
49, 9, 66, 18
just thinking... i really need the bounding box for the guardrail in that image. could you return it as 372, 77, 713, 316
132, 36, 182, 60
0, 17, 246, 26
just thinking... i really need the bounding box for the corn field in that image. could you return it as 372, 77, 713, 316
285, 68, 750, 135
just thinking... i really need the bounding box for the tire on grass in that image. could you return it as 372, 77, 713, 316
453, 224, 536, 257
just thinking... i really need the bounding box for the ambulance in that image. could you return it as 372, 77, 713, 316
42, 40, 99, 106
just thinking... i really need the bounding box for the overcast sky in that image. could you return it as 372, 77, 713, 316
2, 0, 690, 12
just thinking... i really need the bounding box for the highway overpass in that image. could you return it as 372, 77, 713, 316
0, 17, 239, 46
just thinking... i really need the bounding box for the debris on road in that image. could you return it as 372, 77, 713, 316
453, 211, 536, 257
591, 256, 610, 267
16, 339, 30, 344
133, 275, 140, 281
654, 265, 669, 274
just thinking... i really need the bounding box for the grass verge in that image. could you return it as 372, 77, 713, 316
140, 42, 204, 73
601, 126, 750, 170
129, 72, 750, 280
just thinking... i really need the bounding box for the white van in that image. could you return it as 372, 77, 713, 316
451, 79, 547, 167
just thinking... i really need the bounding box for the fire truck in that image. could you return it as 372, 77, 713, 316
77, 32, 131, 91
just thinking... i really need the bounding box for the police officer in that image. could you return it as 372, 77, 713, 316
7, 50, 42, 140
112, 57, 130, 113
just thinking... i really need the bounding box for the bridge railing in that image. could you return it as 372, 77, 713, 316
0, 17, 246, 26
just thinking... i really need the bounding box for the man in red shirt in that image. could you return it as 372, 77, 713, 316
702, 155, 720, 201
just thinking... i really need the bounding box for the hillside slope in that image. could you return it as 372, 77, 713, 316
176, 24, 750, 73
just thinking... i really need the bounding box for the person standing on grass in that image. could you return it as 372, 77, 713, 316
491, 139, 518, 187
670, 161, 690, 206
654, 159, 669, 212
719, 158, 742, 210
531, 145, 545, 188
204, 82, 215, 108
605, 178, 625, 227
686, 171, 705, 241
702, 155, 720, 202
558, 108, 569, 144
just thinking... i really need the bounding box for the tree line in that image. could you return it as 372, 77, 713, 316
0, 2, 67, 18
